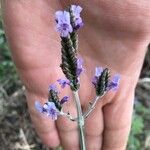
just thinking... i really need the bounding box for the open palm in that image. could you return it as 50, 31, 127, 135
2, 0, 150, 149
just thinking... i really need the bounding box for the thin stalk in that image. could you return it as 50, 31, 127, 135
73, 91, 86, 150
83, 93, 105, 119
83, 96, 99, 119
59, 110, 77, 121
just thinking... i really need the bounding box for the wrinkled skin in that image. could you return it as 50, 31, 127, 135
1, 0, 150, 150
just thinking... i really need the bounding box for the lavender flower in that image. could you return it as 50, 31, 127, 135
48, 84, 63, 110
57, 79, 70, 88
92, 67, 110, 96
55, 11, 73, 37
107, 74, 120, 91
71, 5, 83, 30
60, 96, 69, 105
92, 67, 103, 86
35, 101, 43, 113
49, 84, 57, 92
92, 67, 120, 96
95, 67, 103, 77
35, 101, 59, 120
77, 58, 84, 77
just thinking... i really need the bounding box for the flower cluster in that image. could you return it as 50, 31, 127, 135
35, 101, 59, 120
35, 84, 69, 120
70, 5, 83, 30
55, 5, 83, 37
55, 11, 73, 37
92, 67, 120, 96
55, 5, 84, 91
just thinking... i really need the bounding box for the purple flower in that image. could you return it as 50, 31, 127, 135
71, 5, 83, 30
55, 11, 73, 37
49, 84, 57, 92
107, 74, 120, 91
57, 79, 70, 88
92, 67, 103, 86
35, 101, 59, 120
95, 67, 103, 77
35, 101, 43, 113
60, 96, 69, 105
77, 58, 84, 77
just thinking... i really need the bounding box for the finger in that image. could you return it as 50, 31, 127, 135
26, 92, 60, 148
102, 80, 135, 150
56, 100, 79, 150
84, 99, 104, 150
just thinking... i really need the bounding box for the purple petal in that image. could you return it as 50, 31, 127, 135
49, 84, 57, 92
35, 101, 43, 113
77, 68, 82, 77
46, 102, 59, 120
47, 108, 58, 120
55, 11, 63, 21
77, 58, 83, 67
35, 101, 59, 120
95, 67, 103, 77
75, 6, 82, 14
77, 58, 84, 77
43, 103, 49, 110
55, 10, 73, 37
107, 74, 120, 91
47, 102, 57, 110
63, 11, 71, 24
57, 79, 70, 88
112, 74, 120, 83
71, 5, 83, 30
92, 67, 104, 86
74, 19, 84, 30
92, 76, 98, 86
71, 5, 82, 17
60, 96, 69, 105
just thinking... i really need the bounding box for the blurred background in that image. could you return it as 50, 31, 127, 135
0, 10, 150, 150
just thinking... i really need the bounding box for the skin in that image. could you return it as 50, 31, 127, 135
1, 0, 150, 149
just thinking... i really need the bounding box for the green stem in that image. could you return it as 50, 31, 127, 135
83, 93, 105, 119
73, 91, 86, 150
83, 96, 100, 119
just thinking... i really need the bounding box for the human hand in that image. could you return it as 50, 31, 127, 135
2, 0, 150, 149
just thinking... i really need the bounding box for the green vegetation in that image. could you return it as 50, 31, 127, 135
0, 19, 19, 95
128, 102, 150, 150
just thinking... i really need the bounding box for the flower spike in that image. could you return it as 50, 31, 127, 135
48, 84, 62, 111
92, 67, 110, 96
60, 37, 79, 91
